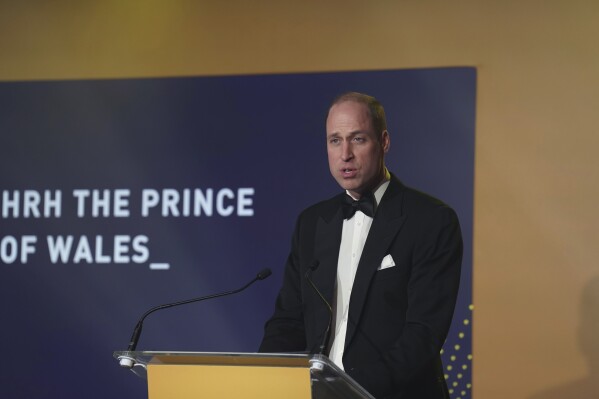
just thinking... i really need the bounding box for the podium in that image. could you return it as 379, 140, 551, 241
114, 351, 374, 399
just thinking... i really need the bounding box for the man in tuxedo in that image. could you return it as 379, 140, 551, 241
260, 92, 462, 399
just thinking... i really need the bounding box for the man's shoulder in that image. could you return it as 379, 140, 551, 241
299, 192, 345, 219
401, 185, 451, 210
385, 176, 457, 216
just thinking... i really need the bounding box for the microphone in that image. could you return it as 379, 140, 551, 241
119, 268, 272, 368
304, 260, 333, 355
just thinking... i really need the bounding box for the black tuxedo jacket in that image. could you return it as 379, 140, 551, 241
260, 176, 463, 399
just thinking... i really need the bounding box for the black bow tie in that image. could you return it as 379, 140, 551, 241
342, 192, 375, 219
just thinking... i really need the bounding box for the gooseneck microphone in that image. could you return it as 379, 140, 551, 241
123, 268, 272, 358
304, 260, 333, 355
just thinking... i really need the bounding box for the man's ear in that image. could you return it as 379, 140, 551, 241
381, 130, 390, 153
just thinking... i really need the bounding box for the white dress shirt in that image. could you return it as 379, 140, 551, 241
328, 177, 390, 370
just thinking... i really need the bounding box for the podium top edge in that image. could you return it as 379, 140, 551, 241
114, 351, 315, 368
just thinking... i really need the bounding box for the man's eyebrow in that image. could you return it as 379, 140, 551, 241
327, 130, 366, 138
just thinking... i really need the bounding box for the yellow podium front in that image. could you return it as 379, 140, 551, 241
148, 363, 310, 399
114, 351, 374, 399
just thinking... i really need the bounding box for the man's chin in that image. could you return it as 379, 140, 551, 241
337, 181, 358, 192
333, 176, 364, 193
340, 184, 364, 197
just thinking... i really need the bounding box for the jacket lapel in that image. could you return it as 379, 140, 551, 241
312, 198, 344, 307
345, 177, 407, 348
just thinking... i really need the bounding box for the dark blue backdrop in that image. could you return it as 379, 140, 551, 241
0, 68, 475, 398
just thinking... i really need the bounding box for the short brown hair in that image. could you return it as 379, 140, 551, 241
329, 92, 387, 139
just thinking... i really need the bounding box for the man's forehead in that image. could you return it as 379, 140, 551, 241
327, 101, 373, 132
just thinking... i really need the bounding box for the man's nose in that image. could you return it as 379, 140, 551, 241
341, 142, 353, 161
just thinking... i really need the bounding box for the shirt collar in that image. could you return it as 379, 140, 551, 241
345, 167, 391, 208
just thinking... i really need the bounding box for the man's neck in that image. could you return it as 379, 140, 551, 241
346, 167, 390, 200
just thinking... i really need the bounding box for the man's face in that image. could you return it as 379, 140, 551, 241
326, 101, 390, 199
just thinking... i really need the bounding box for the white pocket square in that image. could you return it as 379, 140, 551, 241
378, 254, 396, 270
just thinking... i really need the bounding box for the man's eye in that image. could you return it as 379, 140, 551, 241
329, 138, 340, 144
353, 136, 365, 143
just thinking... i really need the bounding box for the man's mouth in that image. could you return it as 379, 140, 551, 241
341, 168, 357, 178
